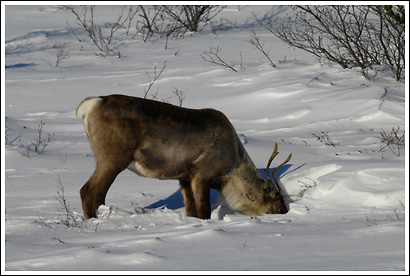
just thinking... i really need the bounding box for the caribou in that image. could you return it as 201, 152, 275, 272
76, 94, 291, 219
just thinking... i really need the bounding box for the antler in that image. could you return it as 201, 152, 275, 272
265, 143, 292, 195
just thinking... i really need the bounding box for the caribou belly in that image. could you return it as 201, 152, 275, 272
127, 161, 159, 178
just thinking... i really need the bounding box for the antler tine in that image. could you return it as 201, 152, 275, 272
265, 143, 279, 184
271, 153, 292, 195
265, 143, 292, 195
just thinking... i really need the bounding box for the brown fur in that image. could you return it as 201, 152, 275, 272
77, 94, 288, 219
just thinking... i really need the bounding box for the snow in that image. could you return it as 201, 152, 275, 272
2, 4, 408, 272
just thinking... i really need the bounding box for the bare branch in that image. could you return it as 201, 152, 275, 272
144, 61, 167, 99
249, 30, 276, 68
201, 46, 238, 72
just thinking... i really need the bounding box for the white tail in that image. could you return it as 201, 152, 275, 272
77, 94, 291, 219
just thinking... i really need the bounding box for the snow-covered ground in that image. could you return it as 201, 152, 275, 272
2, 4, 408, 272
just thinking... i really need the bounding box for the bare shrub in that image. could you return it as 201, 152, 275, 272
379, 126, 405, 156
65, 5, 134, 57
43, 43, 70, 68
135, 5, 225, 43
161, 5, 225, 37
172, 87, 186, 106
55, 175, 83, 228
65, 5, 226, 53
312, 131, 337, 147
137, 5, 165, 42
31, 120, 55, 154
266, 5, 405, 81
5, 130, 21, 145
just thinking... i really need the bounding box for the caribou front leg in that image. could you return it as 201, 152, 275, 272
180, 180, 197, 217
190, 176, 211, 219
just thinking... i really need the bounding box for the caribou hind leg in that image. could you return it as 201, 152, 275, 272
80, 166, 124, 219
80, 146, 133, 219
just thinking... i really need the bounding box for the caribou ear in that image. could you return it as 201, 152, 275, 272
265, 143, 292, 195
